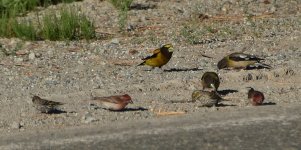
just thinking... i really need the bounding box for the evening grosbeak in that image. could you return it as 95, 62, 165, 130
138, 44, 174, 68
217, 52, 271, 70
201, 72, 220, 91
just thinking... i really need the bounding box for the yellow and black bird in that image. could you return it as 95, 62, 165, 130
138, 44, 174, 68
201, 72, 220, 91
217, 52, 271, 70
191, 90, 226, 107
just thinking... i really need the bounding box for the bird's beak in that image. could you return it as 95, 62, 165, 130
169, 47, 174, 52
129, 100, 134, 104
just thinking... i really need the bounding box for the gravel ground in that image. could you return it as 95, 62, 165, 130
0, 0, 300, 134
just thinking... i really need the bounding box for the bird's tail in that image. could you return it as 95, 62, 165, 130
137, 61, 145, 66
258, 63, 272, 69
246, 63, 271, 70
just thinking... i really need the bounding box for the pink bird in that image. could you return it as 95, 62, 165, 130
91, 94, 133, 111
248, 87, 265, 106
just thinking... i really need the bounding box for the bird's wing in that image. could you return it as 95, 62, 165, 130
42, 99, 64, 106
246, 63, 272, 69
141, 48, 160, 60
141, 52, 159, 60
92, 96, 120, 104
152, 48, 161, 54
229, 53, 263, 61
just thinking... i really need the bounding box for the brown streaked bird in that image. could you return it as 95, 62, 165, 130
32, 96, 64, 113
138, 44, 174, 68
201, 72, 220, 91
247, 87, 265, 106
217, 52, 271, 70
91, 94, 133, 111
191, 90, 227, 107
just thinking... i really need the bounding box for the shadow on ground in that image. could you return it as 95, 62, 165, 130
45, 109, 67, 114
218, 89, 239, 96
102, 107, 148, 112
164, 67, 203, 72
261, 102, 276, 106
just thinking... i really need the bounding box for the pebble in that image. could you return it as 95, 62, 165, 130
14, 57, 23, 63
29, 52, 35, 60
110, 38, 119, 45
82, 112, 98, 124
11, 122, 21, 129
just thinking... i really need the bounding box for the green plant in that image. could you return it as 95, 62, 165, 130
0, 0, 39, 17
109, 0, 133, 11
0, 0, 80, 17
0, 1, 95, 41
79, 16, 95, 40
0, 15, 12, 37
42, 11, 59, 40
59, 8, 78, 40
109, 0, 133, 31
12, 19, 37, 40
180, 25, 202, 44
41, 7, 95, 41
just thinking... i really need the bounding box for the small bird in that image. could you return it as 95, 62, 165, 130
247, 87, 265, 106
201, 72, 220, 91
91, 94, 133, 111
138, 44, 174, 68
191, 90, 226, 107
32, 96, 64, 113
217, 52, 271, 70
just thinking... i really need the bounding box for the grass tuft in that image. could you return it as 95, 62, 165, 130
0, 3, 95, 41
41, 7, 95, 41
12, 19, 37, 40
108, 0, 133, 31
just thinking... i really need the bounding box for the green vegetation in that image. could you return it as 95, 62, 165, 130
42, 8, 95, 40
0, 0, 39, 17
0, 0, 81, 17
12, 19, 37, 40
0, 0, 95, 41
108, 0, 133, 31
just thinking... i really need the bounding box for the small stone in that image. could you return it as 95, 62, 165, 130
11, 122, 21, 129
29, 52, 35, 60
110, 38, 119, 45
15, 50, 29, 55
88, 104, 99, 110
35, 53, 42, 58
14, 57, 23, 63
47, 50, 54, 58
82, 112, 98, 124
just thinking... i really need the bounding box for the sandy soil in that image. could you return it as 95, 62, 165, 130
0, 0, 300, 134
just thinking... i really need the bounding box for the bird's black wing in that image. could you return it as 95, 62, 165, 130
141, 52, 159, 60
45, 100, 64, 106
229, 53, 263, 61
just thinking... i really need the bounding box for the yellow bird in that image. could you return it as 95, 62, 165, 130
217, 52, 271, 70
138, 44, 174, 68
201, 72, 220, 91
